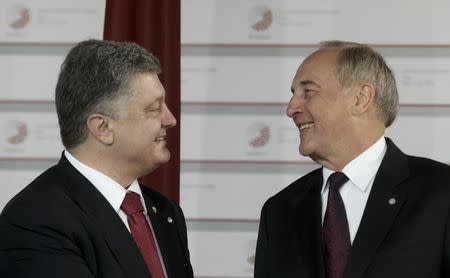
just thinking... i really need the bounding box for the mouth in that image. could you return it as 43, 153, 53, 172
297, 122, 314, 132
155, 135, 166, 142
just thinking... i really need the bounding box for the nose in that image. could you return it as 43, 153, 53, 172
286, 94, 303, 118
162, 103, 177, 128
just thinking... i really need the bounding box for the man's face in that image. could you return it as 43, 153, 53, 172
286, 49, 354, 165
112, 72, 176, 176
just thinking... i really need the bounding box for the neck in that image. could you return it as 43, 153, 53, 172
69, 146, 136, 188
315, 127, 384, 171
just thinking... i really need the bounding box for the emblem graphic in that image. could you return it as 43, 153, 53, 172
247, 254, 255, 265
249, 5, 273, 32
8, 4, 30, 30
5, 120, 28, 145
247, 122, 271, 148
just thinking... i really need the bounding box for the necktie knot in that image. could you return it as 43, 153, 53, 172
328, 172, 349, 192
121, 191, 144, 216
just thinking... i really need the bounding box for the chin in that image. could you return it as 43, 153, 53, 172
299, 146, 312, 157
157, 150, 171, 164
142, 151, 171, 171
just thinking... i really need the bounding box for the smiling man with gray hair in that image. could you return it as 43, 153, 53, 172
254, 41, 450, 278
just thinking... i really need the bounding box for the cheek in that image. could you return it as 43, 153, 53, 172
143, 119, 163, 138
313, 111, 341, 136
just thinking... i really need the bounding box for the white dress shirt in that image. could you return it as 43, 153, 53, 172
321, 136, 387, 244
64, 150, 167, 277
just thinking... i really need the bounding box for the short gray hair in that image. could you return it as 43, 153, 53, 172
320, 40, 398, 127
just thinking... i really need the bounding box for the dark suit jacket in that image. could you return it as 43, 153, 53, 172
0, 155, 194, 278
255, 138, 450, 278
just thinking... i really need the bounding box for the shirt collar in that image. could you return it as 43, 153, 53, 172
64, 150, 146, 214
321, 136, 387, 193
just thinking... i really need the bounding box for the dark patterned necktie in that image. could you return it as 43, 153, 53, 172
121, 191, 165, 278
323, 172, 350, 278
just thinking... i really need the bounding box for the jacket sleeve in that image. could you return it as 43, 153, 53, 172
444, 205, 450, 276
171, 202, 194, 278
0, 215, 95, 278
254, 202, 270, 278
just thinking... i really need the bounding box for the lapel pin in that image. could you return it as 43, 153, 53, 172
167, 217, 173, 223
388, 198, 396, 205
152, 206, 157, 214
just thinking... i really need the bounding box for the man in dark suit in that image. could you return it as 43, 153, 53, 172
0, 39, 194, 278
254, 41, 450, 278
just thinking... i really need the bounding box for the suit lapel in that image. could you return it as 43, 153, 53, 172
291, 169, 326, 278
344, 139, 409, 278
141, 186, 189, 278
140, 189, 174, 278
56, 156, 151, 278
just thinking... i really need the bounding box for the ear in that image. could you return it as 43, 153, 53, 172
86, 113, 114, 145
352, 83, 376, 115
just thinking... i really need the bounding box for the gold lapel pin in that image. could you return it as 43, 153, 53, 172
152, 206, 157, 213
167, 217, 173, 223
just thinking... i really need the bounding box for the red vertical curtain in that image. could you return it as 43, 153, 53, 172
103, 0, 181, 203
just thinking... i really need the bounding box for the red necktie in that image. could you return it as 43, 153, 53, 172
322, 172, 350, 278
121, 191, 165, 278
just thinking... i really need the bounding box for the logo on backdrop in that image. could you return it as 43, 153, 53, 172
8, 4, 31, 30
247, 122, 271, 149
248, 5, 273, 32
247, 254, 255, 265
5, 120, 28, 145
245, 239, 257, 273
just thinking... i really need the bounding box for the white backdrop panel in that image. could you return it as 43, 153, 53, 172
181, 109, 304, 162
0, 53, 63, 101
182, 0, 448, 45
7, 109, 446, 162
0, 169, 42, 210
181, 108, 450, 163
189, 230, 257, 277
0, 112, 62, 159
181, 56, 298, 103
180, 164, 318, 220
3, 53, 449, 103
182, 55, 450, 105
0, 0, 105, 43
386, 107, 450, 164
391, 57, 450, 105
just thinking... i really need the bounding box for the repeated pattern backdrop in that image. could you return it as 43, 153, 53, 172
1, 0, 450, 277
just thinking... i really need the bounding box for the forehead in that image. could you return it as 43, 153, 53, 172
129, 72, 164, 98
293, 48, 339, 86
